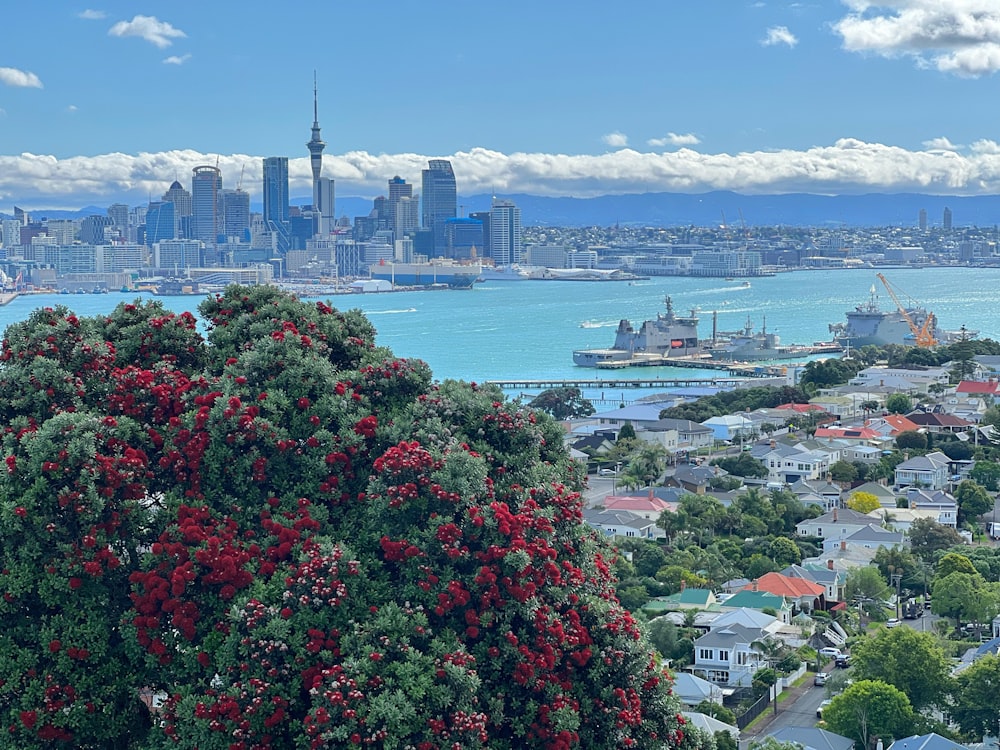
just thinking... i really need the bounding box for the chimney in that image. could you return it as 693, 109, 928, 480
876, 740, 884, 750
752, 580, 758, 592
770, 439, 776, 449
832, 508, 838, 521
840, 540, 847, 551
648, 488, 654, 500
827, 559, 834, 570
680, 580, 687, 591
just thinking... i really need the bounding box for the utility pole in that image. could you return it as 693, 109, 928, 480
889, 567, 902, 620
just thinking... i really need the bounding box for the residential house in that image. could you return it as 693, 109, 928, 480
709, 608, 783, 637
768, 727, 854, 750
650, 585, 717, 611
682, 712, 739, 740
839, 444, 886, 465
796, 507, 874, 539
894, 451, 950, 490
762, 442, 837, 484
868, 506, 955, 533
888, 734, 969, 750
742, 572, 826, 613
955, 379, 1000, 397
848, 365, 951, 393
701, 414, 754, 441
671, 673, 724, 707
904, 487, 959, 526
788, 478, 843, 512
719, 589, 792, 624
821, 524, 905, 555
646, 418, 714, 452
846, 481, 899, 509
587, 402, 677, 431
782, 562, 847, 605
582, 508, 662, 540
813, 426, 884, 444
690, 623, 767, 687
905, 411, 974, 434
865, 413, 922, 438
602, 493, 677, 522
667, 465, 728, 495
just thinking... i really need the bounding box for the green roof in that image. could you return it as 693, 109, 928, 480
664, 588, 714, 606
723, 590, 788, 610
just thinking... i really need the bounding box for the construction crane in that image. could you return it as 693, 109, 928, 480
876, 273, 938, 347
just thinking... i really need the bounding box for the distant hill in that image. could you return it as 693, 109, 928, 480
7, 192, 999, 228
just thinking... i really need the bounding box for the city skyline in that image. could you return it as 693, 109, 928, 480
5, 2, 1000, 209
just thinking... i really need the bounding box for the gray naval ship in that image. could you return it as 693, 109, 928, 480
573, 296, 701, 367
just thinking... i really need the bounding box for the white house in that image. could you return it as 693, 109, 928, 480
894, 451, 950, 490
702, 414, 754, 441
690, 623, 766, 687
763, 443, 837, 484
582, 508, 662, 540
796, 507, 874, 539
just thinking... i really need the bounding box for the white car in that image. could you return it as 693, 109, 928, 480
817, 699, 832, 719
885, 618, 901, 628
818, 647, 843, 659
598, 468, 616, 476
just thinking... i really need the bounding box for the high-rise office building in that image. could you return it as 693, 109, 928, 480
387, 176, 412, 237
162, 180, 192, 239
145, 201, 176, 244
191, 166, 222, 244
263, 157, 290, 253
421, 159, 457, 256
221, 189, 250, 241
394, 195, 419, 239
80, 215, 114, 245
107, 203, 130, 233
316, 178, 335, 236
943, 206, 953, 230
488, 199, 521, 267
918, 208, 927, 231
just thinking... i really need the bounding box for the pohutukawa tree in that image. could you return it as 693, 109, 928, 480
0, 286, 707, 750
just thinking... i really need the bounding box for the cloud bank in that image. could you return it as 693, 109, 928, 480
762, 26, 798, 47
5, 140, 1000, 210
834, 0, 1000, 76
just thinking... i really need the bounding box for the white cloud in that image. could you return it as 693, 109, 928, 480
108, 15, 186, 48
762, 26, 798, 47
602, 132, 629, 148
67, 105, 78, 113
922, 136, 960, 150
834, 1, 1000, 76
8, 140, 1000, 208
0, 67, 42, 88
162, 54, 191, 65
648, 133, 702, 148
78, 9, 106, 20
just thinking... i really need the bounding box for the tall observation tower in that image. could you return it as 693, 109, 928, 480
306, 71, 326, 209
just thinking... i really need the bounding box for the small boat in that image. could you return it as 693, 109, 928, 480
580, 321, 600, 329
742, 281, 751, 288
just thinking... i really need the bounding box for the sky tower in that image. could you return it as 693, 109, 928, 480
306, 72, 326, 203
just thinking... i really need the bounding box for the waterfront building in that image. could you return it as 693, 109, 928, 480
489, 198, 522, 267
689, 248, 761, 277
421, 159, 457, 254
154, 239, 202, 272
527, 244, 568, 268
145, 201, 176, 244
191, 165, 222, 245
444, 217, 483, 259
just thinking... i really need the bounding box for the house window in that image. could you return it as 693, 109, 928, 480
736, 651, 749, 666
698, 648, 713, 661
708, 670, 729, 684
718, 650, 729, 662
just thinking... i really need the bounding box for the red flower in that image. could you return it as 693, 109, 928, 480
19, 710, 37, 729
48, 639, 61, 653
297, 397, 310, 409
280, 607, 292, 619
13, 506, 26, 518
69, 578, 82, 590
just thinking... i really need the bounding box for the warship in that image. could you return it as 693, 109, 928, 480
573, 296, 701, 367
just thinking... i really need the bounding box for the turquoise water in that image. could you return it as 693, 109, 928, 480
3, 268, 998, 390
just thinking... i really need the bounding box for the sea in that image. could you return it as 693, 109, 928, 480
3, 267, 998, 408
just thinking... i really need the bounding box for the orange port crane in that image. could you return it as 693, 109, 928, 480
876, 273, 937, 347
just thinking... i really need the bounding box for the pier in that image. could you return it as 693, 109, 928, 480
489, 377, 754, 391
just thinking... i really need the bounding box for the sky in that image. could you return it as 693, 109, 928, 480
4, 1, 1000, 211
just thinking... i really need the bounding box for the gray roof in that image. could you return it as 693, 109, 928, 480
648, 417, 714, 434
843, 524, 905, 544
769, 727, 854, 750
674, 465, 726, 484
694, 623, 764, 647
888, 734, 968, 750
782, 563, 844, 587
895, 451, 950, 471
582, 508, 655, 531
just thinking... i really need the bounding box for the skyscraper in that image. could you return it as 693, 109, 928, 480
918, 208, 927, 231
221, 188, 250, 241
162, 180, 192, 239
421, 159, 457, 256
191, 165, 222, 245
489, 198, 522, 267
387, 176, 412, 237
263, 157, 290, 253
145, 201, 176, 244
943, 206, 953, 230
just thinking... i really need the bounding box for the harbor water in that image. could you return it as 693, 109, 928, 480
2, 267, 998, 405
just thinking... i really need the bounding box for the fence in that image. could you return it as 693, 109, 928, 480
736, 692, 772, 730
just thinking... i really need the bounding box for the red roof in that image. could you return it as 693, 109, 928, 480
867, 414, 921, 435
956, 380, 1000, 395
743, 571, 825, 599
776, 403, 827, 413
814, 426, 881, 440
604, 495, 677, 514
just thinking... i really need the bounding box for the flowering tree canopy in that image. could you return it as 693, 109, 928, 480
0, 286, 706, 750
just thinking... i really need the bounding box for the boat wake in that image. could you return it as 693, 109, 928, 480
580, 320, 616, 328
367, 307, 418, 315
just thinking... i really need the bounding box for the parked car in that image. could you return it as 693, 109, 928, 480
834, 654, 850, 668
598, 468, 616, 476
818, 647, 843, 659
817, 699, 832, 719
814, 672, 828, 686
885, 618, 901, 628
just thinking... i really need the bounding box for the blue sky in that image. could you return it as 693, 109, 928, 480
3, 1, 1000, 210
